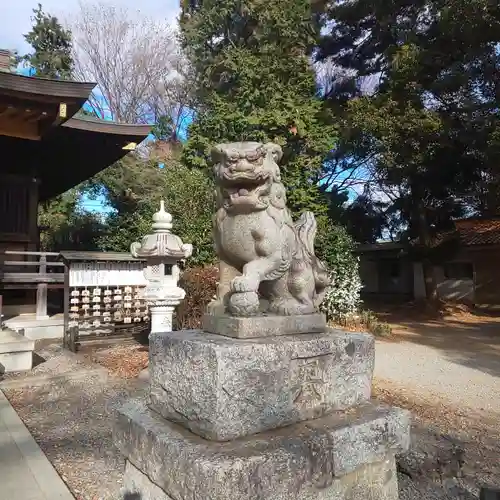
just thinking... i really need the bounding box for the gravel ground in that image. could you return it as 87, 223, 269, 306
5, 373, 146, 500
2, 343, 147, 500
3, 335, 500, 500
379, 382, 500, 499
375, 339, 500, 413
375, 331, 500, 500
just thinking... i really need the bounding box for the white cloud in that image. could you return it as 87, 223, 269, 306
0, 0, 180, 53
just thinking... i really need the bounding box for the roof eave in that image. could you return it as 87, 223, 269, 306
0, 72, 95, 99
62, 116, 151, 137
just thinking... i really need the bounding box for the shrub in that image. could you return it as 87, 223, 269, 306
370, 321, 392, 337
329, 309, 392, 337
359, 309, 378, 330
162, 164, 216, 267
315, 216, 362, 322
359, 310, 392, 337
176, 266, 218, 329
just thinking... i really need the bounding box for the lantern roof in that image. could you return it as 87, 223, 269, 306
130, 201, 193, 260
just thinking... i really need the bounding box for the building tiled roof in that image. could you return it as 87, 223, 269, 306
357, 218, 500, 253
455, 218, 500, 246
420, 218, 500, 248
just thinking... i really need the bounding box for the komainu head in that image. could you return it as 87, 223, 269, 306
212, 142, 283, 213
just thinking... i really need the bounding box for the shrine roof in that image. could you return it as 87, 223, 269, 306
0, 73, 151, 200
0, 71, 95, 99
62, 114, 150, 137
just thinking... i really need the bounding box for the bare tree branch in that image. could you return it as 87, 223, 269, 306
69, 1, 188, 126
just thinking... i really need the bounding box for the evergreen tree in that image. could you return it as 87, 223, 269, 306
83, 154, 216, 266
319, 0, 500, 300
20, 3, 73, 79
179, 0, 336, 216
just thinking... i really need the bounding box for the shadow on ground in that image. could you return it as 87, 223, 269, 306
377, 307, 500, 377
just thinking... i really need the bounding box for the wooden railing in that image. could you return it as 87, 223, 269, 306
0, 250, 65, 319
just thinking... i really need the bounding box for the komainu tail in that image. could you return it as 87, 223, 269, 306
295, 212, 331, 307
294, 211, 316, 259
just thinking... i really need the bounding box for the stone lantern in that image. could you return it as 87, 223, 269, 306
130, 200, 193, 334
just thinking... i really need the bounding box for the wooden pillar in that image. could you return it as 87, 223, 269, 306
36, 254, 48, 319
28, 176, 40, 250
28, 177, 41, 315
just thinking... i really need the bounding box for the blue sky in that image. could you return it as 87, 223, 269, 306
0, 0, 179, 54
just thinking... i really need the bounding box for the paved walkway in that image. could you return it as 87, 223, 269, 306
0, 389, 74, 500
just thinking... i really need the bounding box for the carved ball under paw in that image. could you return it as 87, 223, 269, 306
230, 275, 260, 293
228, 291, 260, 316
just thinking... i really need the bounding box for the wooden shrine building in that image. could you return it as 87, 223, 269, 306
0, 54, 151, 321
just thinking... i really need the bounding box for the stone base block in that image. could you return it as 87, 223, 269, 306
0, 328, 35, 372
123, 461, 172, 500
114, 399, 410, 500
149, 329, 374, 441
202, 312, 327, 338
5, 314, 64, 340
122, 457, 397, 500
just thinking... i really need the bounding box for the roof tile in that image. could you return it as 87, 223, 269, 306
455, 219, 500, 246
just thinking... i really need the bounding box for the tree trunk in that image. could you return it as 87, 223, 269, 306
422, 258, 438, 303
411, 180, 438, 303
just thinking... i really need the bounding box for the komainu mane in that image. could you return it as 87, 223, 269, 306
210, 141, 330, 317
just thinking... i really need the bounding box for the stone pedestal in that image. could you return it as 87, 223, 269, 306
149, 329, 374, 441
114, 399, 410, 500
114, 327, 410, 499
144, 290, 185, 335
149, 303, 174, 334
202, 312, 327, 338
0, 328, 35, 372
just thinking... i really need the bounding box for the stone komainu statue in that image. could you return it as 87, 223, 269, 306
211, 141, 330, 317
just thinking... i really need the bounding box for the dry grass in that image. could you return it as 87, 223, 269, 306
86, 344, 149, 379
176, 266, 218, 329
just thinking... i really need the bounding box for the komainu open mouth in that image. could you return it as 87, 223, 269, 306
227, 182, 268, 202
221, 177, 271, 211
221, 169, 270, 184
221, 170, 271, 204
